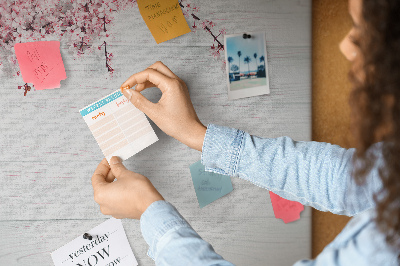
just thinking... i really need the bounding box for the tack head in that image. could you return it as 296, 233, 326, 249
83, 233, 93, 240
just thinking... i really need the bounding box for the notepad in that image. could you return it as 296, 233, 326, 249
80, 90, 158, 162
189, 160, 233, 208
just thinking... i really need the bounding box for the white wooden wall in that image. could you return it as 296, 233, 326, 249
0, 0, 311, 265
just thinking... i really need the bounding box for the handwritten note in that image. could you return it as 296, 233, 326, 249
79, 90, 158, 162
189, 160, 233, 208
14, 41, 67, 90
269, 191, 304, 224
137, 0, 191, 44
51, 218, 138, 266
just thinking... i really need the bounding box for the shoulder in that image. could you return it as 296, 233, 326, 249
322, 209, 399, 265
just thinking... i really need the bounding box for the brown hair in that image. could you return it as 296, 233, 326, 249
350, 0, 400, 252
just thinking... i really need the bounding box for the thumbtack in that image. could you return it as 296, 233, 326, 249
83, 233, 94, 240
243, 33, 251, 39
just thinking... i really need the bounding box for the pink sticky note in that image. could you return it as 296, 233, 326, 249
14, 41, 67, 90
269, 191, 304, 224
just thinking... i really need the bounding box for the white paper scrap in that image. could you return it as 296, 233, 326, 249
51, 218, 138, 266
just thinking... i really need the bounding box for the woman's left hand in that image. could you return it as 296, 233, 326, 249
91, 157, 164, 219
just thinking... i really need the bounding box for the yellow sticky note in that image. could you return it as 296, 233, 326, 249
137, 0, 191, 44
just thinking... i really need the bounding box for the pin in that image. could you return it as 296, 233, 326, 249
83, 233, 94, 240
243, 33, 251, 39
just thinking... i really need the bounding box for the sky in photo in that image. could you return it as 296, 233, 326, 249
226, 32, 266, 73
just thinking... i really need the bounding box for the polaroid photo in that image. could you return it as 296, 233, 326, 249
224, 31, 270, 100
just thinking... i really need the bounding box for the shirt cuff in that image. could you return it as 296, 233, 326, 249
140, 200, 192, 260
201, 124, 245, 176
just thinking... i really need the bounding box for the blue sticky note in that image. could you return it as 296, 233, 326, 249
189, 160, 233, 208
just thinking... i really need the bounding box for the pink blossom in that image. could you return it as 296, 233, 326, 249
1, 0, 137, 77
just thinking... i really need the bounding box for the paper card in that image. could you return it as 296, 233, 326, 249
224, 31, 270, 100
137, 0, 191, 44
269, 191, 304, 224
189, 160, 233, 208
79, 90, 158, 162
51, 218, 138, 266
14, 41, 67, 90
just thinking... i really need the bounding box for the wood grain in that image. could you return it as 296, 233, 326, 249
0, 1, 312, 265
312, 0, 353, 258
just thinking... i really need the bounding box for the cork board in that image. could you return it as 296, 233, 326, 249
312, 0, 353, 258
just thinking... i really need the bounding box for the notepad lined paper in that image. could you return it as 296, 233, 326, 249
80, 90, 158, 162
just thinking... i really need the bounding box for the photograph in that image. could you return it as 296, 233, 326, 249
224, 31, 270, 100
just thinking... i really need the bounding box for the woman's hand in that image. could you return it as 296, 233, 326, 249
120, 61, 206, 151
91, 157, 164, 219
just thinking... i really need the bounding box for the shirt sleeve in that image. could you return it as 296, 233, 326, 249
140, 200, 235, 266
292, 210, 399, 266
201, 124, 383, 216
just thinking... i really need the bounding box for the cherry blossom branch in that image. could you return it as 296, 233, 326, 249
99, 15, 114, 73
204, 26, 224, 51
180, 0, 225, 58
0, 0, 139, 82
18, 83, 32, 96
98, 41, 114, 73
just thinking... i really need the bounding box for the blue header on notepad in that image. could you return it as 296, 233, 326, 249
80, 91, 123, 117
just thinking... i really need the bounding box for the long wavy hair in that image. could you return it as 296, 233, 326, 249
350, 0, 400, 252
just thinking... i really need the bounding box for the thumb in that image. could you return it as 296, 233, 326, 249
109, 156, 129, 178
122, 89, 155, 116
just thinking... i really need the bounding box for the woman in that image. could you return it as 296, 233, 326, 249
91, 0, 400, 264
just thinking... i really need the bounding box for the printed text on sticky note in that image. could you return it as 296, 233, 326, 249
79, 90, 158, 162
137, 0, 191, 44
189, 160, 233, 208
51, 218, 138, 266
14, 41, 67, 90
269, 191, 304, 223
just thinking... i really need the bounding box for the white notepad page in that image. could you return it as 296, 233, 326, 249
80, 90, 158, 162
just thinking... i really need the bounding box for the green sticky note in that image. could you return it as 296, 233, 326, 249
189, 160, 233, 208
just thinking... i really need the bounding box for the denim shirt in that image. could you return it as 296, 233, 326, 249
140, 124, 399, 265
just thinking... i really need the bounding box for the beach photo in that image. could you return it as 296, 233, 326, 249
224, 31, 270, 100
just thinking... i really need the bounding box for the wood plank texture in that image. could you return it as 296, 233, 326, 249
0, 1, 311, 265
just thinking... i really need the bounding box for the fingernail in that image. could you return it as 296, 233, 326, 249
110, 156, 122, 165
120, 86, 130, 94
124, 89, 133, 100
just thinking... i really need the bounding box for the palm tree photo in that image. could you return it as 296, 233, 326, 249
244, 56, 251, 77
260, 55, 265, 70
228, 56, 233, 73
237, 51, 242, 76
253, 53, 258, 74
225, 32, 268, 93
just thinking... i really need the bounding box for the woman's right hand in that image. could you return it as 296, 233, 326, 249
120, 61, 206, 151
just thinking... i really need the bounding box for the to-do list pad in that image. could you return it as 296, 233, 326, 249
80, 90, 158, 162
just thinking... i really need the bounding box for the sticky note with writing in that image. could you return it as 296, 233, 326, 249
51, 218, 138, 266
189, 160, 233, 208
269, 191, 304, 224
14, 41, 67, 90
79, 90, 158, 162
137, 0, 191, 44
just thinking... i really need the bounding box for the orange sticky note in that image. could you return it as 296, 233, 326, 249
14, 41, 67, 90
269, 191, 304, 224
137, 0, 191, 44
